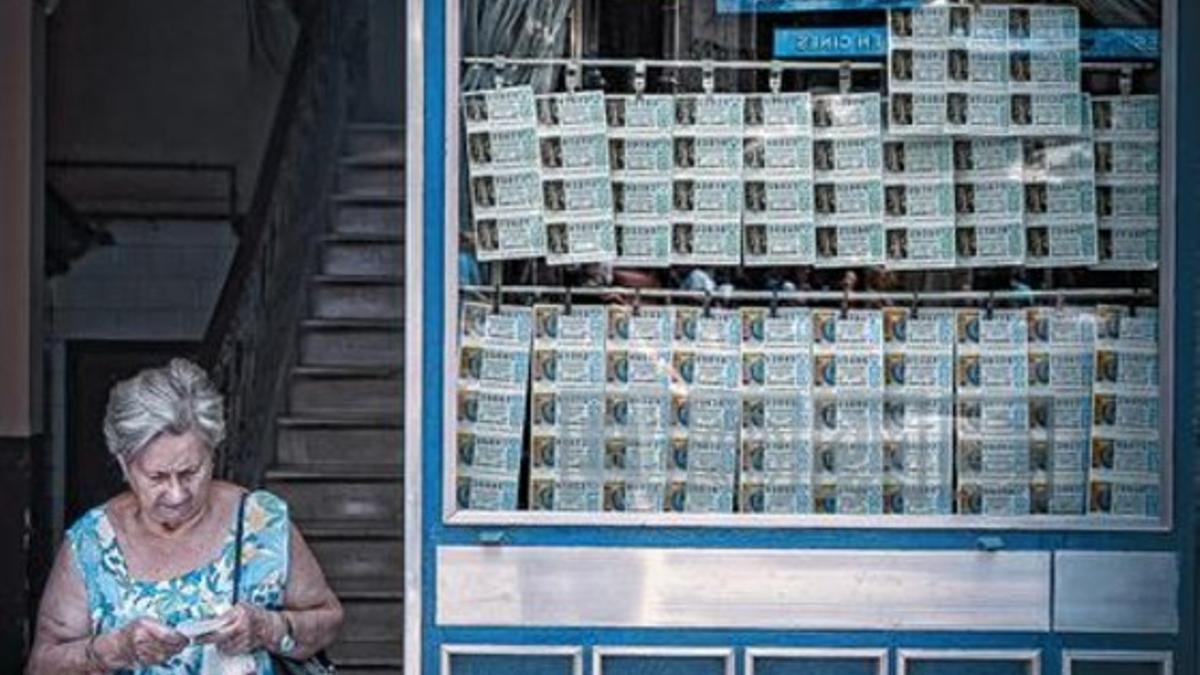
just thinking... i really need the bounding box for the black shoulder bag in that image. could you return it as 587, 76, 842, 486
233, 492, 337, 674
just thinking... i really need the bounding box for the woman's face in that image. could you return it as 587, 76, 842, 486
123, 430, 214, 530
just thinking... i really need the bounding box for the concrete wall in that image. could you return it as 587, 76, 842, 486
46, 0, 297, 211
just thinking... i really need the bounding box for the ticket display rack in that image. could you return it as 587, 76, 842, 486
404, 1, 1197, 673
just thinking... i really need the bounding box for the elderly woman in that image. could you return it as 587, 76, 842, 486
27, 359, 343, 673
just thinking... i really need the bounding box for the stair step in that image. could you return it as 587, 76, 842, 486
332, 191, 403, 206
278, 414, 401, 428
288, 368, 403, 415
340, 163, 405, 194
340, 599, 404, 642
334, 203, 402, 236
312, 277, 404, 321
304, 522, 403, 540
345, 124, 403, 155
342, 148, 403, 167
277, 423, 402, 466
268, 479, 402, 527
324, 233, 404, 245
308, 537, 403, 588
331, 577, 405, 601
329, 640, 404, 666
300, 322, 402, 367
266, 464, 402, 482
323, 238, 405, 277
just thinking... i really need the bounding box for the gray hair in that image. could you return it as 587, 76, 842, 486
103, 358, 226, 462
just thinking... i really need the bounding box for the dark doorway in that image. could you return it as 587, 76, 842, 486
65, 340, 199, 526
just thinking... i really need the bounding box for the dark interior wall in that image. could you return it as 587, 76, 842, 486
0, 437, 35, 670
45, 0, 298, 211
363, 0, 405, 123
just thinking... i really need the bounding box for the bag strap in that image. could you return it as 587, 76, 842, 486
231, 491, 249, 606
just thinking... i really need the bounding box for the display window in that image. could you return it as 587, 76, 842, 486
443, 0, 1170, 528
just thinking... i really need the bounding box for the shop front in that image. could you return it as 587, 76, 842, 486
404, 1, 1197, 673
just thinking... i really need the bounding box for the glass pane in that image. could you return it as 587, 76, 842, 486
907, 659, 1032, 675
449, 653, 576, 675
1073, 661, 1163, 675
602, 655, 728, 675
451, 0, 1166, 525
756, 656, 881, 675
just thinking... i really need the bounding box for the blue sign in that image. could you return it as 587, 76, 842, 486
774, 27, 885, 58
719, 0, 917, 14
1080, 28, 1160, 60
772, 27, 1161, 61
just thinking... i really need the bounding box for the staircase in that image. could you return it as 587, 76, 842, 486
264, 123, 405, 674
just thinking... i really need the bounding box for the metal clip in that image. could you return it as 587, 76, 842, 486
564, 284, 573, 315
633, 287, 642, 316
491, 272, 503, 314
493, 55, 508, 89
1055, 292, 1065, 311
633, 60, 647, 97
1119, 66, 1133, 98
565, 60, 582, 93
703, 289, 713, 318
769, 62, 783, 95
911, 291, 920, 319
840, 287, 850, 319
985, 290, 995, 320
770, 288, 780, 318
701, 60, 715, 96
838, 60, 852, 94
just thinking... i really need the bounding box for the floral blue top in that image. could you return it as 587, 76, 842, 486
67, 490, 291, 674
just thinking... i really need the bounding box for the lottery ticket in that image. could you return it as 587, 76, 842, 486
740, 477, 813, 515
466, 127, 539, 172
1092, 95, 1160, 139
814, 479, 885, 515
883, 308, 956, 396
1025, 220, 1098, 267
815, 216, 885, 266
614, 220, 671, 267
888, 92, 948, 136
884, 138, 953, 180
1097, 221, 1158, 270
1096, 182, 1159, 221
603, 476, 668, 513
1022, 138, 1094, 180
743, 177, 814, 218
812, 93, 883, 138
885, 224, 956, 269
1030, 472, 1087, 515
889, 47, 947, 91
675, 94, 745, 131
606, 94, 675, 134
613, 179, 672, 218
953, 138, 1023, 178
1093, 139, 1159, 180
743, 135, 814, 174
463, 86, 538, 130
958, 48, 1009, 92
958, 479, 1031, 516
743, 221, 816, 266
813, 138, 884, 180
1007, 47, 1081, 94
745, 93, 812, 132
545, 216, 617, 266
536, 91, 608, 132
456, 474, 520, 511
473, 213, 546, 262
1089, 474, 1160, 517
530, 477, 603, 512
955, 179, 1024, 224
670, 219, 742, 266
885, 181, 955, 223
674, 134, 744, 175
1010, 92, 1086, 137
955, 220, 1025, 267
608, 136, 673, 175
946, 91, 1010, 136
539, 133, 609, 174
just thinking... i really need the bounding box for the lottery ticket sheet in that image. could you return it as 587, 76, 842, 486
455, 302, 534, 510
813, 93, 885, 267
1026, 307, 1096, 514
1092, 95, 1160, 271
608, 95, 675, 267
955, 308, 1032, 516
883, 137, 956, 269
739, 307, 815, 513
1022, 136, 1098, 267
672, 94, 744, 266
604, 305, 673, 512
537, 91, 616, 265
743, 93, 816, 266
882, 308, 955, 514
1089, 305, 1161, 517
665, 307, 742, 513
463, 86, 546, 261
953, 137, 1026, 267
528, 305, 607, 511
812, 309, 885, 514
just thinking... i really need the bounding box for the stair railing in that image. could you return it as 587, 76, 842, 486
200, 0, 368, 487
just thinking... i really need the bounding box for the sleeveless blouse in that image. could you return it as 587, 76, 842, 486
66, 490, 290, 674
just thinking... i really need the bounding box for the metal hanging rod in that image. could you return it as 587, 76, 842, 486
462, 55, 884, 72
462, 284, 1155, 304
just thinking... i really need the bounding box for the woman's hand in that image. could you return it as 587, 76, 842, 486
199, 603, 281, 655
108, 617, 188, 668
